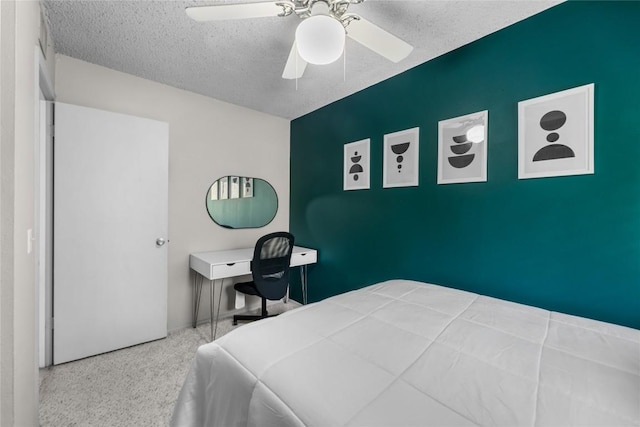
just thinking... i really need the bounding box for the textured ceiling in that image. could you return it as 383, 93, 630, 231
43, 0, 562, 120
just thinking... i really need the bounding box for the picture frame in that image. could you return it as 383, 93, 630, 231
518, 83, 594, 179
437, 110, 488, 184
209, 180, 219, 200
344, 138, 370, 191
242, 177, 254, 198
229, 176, 240, 199
383, 127, 420, 188
218, 176, 229, 200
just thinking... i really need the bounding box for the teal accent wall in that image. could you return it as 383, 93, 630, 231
290, 1, 640, 329
207, 179, 278, 229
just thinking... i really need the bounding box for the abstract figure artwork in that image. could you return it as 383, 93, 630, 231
242, 177, 254, 198
229, 176, 240, 199
438, 111, 488, 184
533, 110, 574, 161
344, 138, 370, 191
383, 127, 419, 188
518, 83, 594, 179
218, 176, 229, 200
209, 179, 219, 200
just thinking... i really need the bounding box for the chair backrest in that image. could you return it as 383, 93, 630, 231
251, 232, 295, 300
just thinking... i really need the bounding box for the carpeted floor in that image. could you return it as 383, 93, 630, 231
39, 302, 298, 426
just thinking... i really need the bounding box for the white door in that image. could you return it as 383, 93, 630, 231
53, 102, 168, 365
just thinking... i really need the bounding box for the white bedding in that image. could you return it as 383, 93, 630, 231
171, 279, 640, 426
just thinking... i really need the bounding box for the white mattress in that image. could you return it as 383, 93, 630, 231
171, 279, 640, 426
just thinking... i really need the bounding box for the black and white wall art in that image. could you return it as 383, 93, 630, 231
218, 176, 229, 200
209, 179, 219, 200
383, 127, 419, 188
229, 176, 240, 198
438, 110, 488, 184
518, 83, 594, 179
344, 138, 370, 191
242, 177, 254, 197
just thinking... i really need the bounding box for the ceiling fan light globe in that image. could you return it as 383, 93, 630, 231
466, 125, 485, 143
295, 15, 345, 65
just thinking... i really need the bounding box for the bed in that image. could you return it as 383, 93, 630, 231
171, 279, 639, 426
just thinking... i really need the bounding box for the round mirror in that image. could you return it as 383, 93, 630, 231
206, 176, 278, 229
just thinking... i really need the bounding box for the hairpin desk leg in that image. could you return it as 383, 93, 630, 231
210, 278, 214, 342
300, 265, 308, 305
193, 273, 203, 328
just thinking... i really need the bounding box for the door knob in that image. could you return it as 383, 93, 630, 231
156, 238, 167, 247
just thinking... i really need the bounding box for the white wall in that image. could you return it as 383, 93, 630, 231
54, 55, 291, 331
1, 1, 55, 425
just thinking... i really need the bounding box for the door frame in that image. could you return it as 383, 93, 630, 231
35, 47, 54, 368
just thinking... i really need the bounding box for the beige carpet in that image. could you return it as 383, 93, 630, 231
39, 302, 298, 426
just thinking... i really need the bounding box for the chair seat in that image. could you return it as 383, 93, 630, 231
234, 281, 260, 296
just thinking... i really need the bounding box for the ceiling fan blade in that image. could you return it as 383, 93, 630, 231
186, 1, 295, 22
282, 41, 307, 79
346, 17, 413, 63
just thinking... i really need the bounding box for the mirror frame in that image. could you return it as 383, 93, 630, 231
205, 175, 280, 230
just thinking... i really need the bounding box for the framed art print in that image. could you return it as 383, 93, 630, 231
518, 83, 594, 179
383, 127, 419, 188
209, 179, 219, 200
344, 138, 370, 191
218, 176, 229, 200
438, 110, 488, 184
242, 177, 254, 197
229, 176, 240, 198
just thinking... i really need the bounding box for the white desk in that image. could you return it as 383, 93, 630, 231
190, 246, 317, 340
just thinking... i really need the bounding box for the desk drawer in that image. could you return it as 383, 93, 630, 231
210, 261, 250, 279
291, 250, 317, 267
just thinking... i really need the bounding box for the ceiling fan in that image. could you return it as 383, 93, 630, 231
185, 0, 413, 79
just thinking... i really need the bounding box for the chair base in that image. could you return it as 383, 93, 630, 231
232, 297, 280, 325
232, 313, 278, 325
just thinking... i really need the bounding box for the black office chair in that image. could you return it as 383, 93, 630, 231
233, 232, 295, 325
